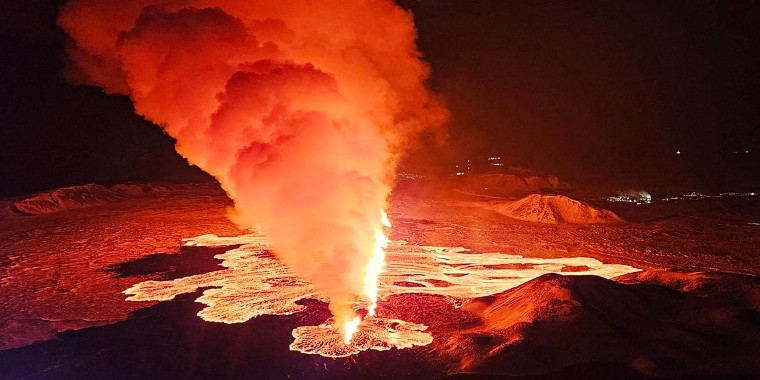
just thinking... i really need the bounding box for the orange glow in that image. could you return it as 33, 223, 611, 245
291, 317, 432, 358
343, 316, 361, 344
59, 0, 448, 344
125, 232, 640, 357
363, 210, 390, 318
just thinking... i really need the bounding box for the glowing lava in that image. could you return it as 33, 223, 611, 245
364, 210, 391, 318
336, 209, 390, 344
291, 317, 432, 358
125, 232, 640, 357
343, 316, 361, 345
336, 209, 390, 343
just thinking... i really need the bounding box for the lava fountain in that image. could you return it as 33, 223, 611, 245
59, 0, 447, 342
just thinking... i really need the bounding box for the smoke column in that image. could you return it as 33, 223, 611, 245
58, 0, 446, 336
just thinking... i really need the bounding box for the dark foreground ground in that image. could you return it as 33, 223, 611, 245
3, 245, 757, 380
0, 289, 439, 380
1, 181, 759, 379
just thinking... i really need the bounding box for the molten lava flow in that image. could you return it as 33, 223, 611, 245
343, 316, 361, 345
335, 209, 390, 342
59, 0, 447, 342
124, 232, 641, 357
364, 210, 391, 318
291, 317, 432, 358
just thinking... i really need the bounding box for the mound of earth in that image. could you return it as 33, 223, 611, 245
110, 183, 174, 195
493, 194, 622, 224
442, 272, 760, 378
456, 172, 573, 198
12, 184, 123, 215
616, 269, 760, 311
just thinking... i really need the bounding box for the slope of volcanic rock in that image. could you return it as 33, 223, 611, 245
493, 194, 623, 224
616, 270, 760, 311
7, 183, 182, 217
110, 183, 174, 195
441, 273, 760, 378
456, 172, 573, 198
0, 184, 244, 350
12, 184, 123, 215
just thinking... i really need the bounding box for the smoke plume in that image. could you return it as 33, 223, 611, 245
58, 0, 446, 330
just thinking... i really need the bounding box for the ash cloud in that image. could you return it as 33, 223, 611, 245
59, 0, 447, 328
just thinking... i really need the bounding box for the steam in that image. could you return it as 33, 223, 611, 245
59, 0, 446, 332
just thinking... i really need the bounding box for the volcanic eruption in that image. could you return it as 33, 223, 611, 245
58, 0, 447, 342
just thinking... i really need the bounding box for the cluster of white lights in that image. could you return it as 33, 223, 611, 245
609, 191, 757, 204
607, 195, 651, 205
661, 192, 757, 201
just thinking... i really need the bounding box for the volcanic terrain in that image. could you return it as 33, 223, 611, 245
1, 178, 759, 379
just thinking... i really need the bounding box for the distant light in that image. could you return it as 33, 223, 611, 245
676, 150, 681, 155
746, 151, 750, 154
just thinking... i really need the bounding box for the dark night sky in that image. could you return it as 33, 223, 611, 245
401, 0, 759, 188
1, 1, 211, 197
2, 1, 759, 197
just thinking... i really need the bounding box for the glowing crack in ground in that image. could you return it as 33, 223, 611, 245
124, 233, 640, 357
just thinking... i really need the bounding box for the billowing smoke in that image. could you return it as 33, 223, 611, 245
58, 1, 446, 332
